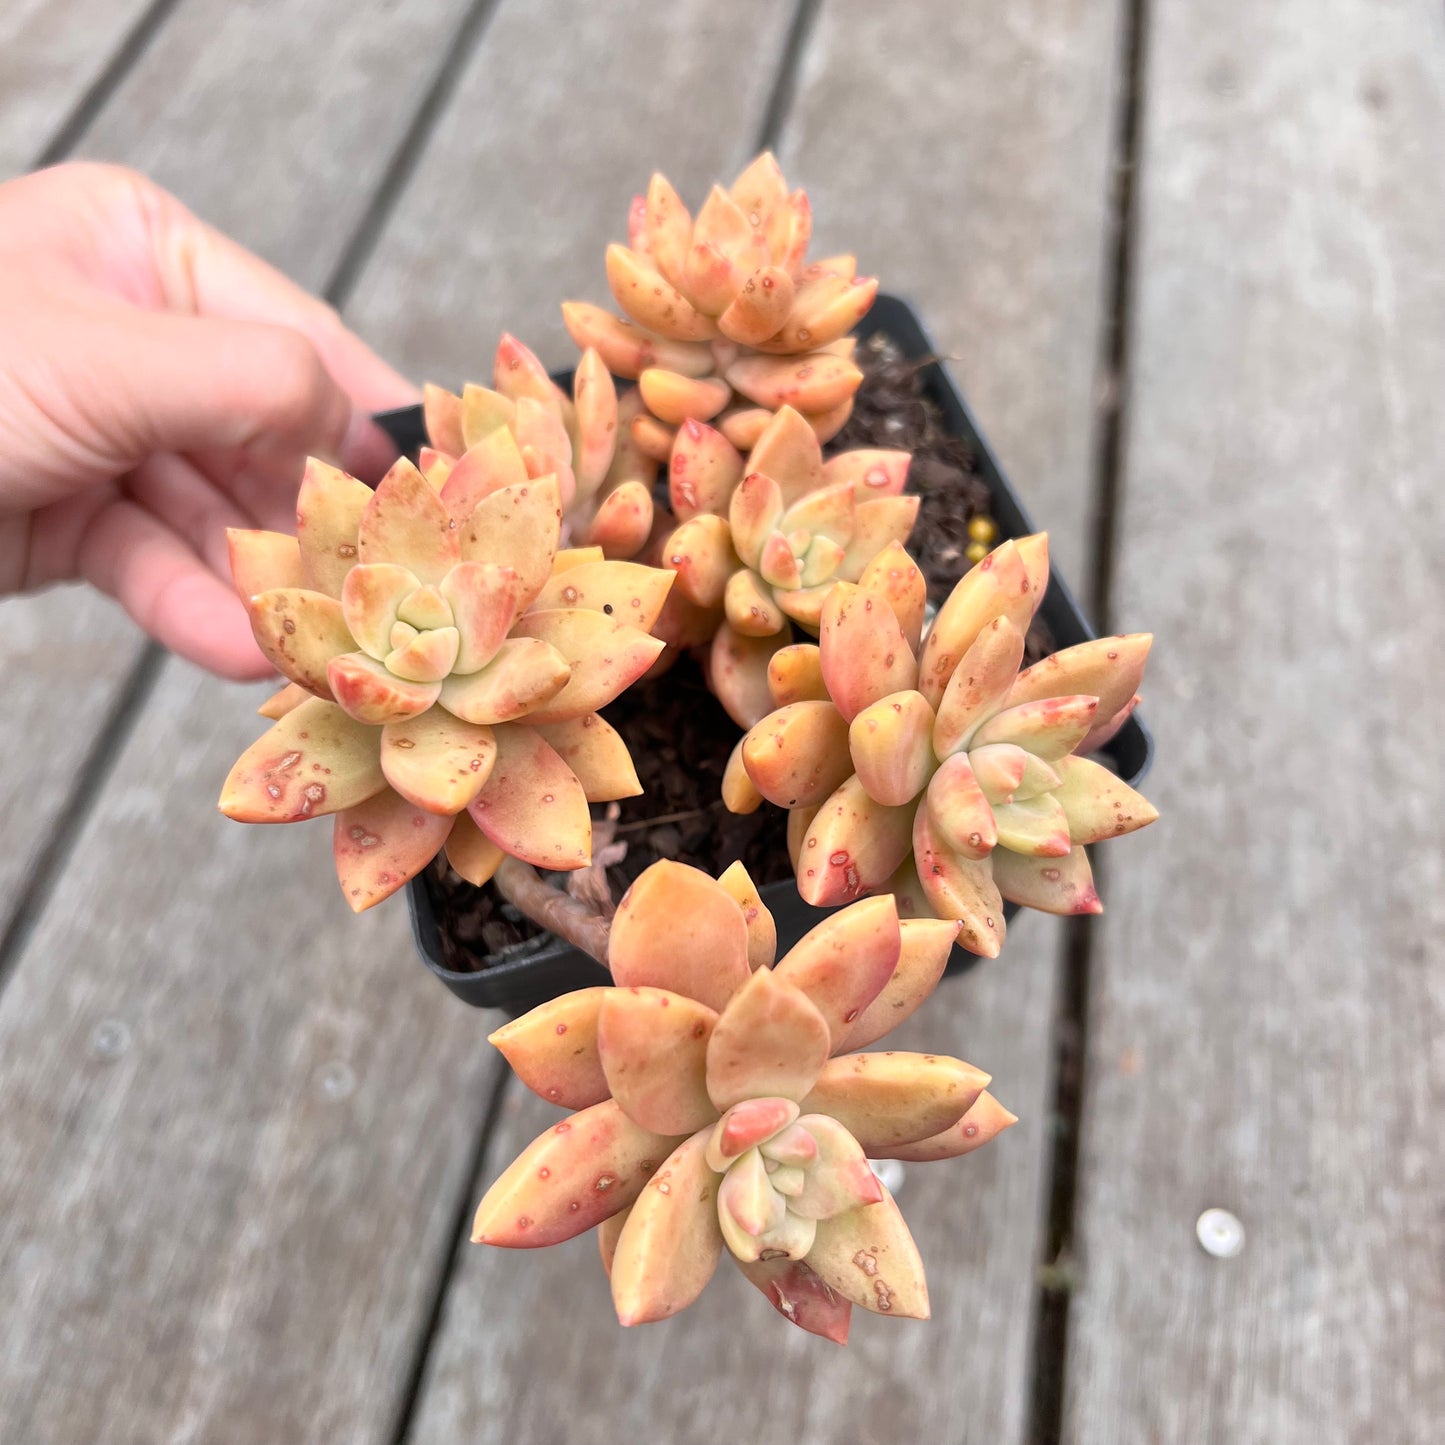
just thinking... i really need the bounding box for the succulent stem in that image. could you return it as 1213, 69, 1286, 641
493, 855, 613, 964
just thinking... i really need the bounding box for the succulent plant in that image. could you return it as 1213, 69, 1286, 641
219, 453, 675, 911
421, 333, 656, 560
726, 535, 1157, 955
473, 860, 1013, 1340
562, 153, 878, 460
654, 404, 917, 727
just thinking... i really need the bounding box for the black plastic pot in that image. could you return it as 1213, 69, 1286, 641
376, 294, 1154, 1016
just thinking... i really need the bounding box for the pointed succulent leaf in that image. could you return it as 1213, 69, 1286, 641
721, 738, 763, 815
444, 809, 505, 886
609, 861, 750, 1013
561, 302, 713, 380
759, 272, 879, 354
333, 787, 453, 912
836, 495, 920, 583
458, 477, 562, 611
598, 987, 719, 1136
1050, 754, 1158, 843
638, 367, 730, 424
873, 1090, 1019, 1163
1005, 633, 1153, 723
737, 1255, 852, 1344
774, 582, 833, 632
687, 187, 762, 310
807, 1188, 928, 1319
730, 151, 788, 226
968, 742, 1029, 805
533, 713, 640, 802
856, 541, 926, 651
466, 724, 590, 870
709, 623, 784, 729
357, 458, 459, 583
759, 1119, 819, 1168
378, 710, 495, 814
257, 681, 310, 720
419, 447, 453, 490
570, 348, 618, 494
394, 584, 451, 631
296, 458, 372, 597
839, 918, 962, 1052
667, 419, 743, 521
471, 1099, 675, 1248
493, 332, 564, 413
913, 802, 1006, 957
780, 478, 856, 547
932, 615, 1028, 756
992, 843, 1103, 915
765, 189, 812, 276
798, 534, 846, 589
788, 803, 821, 871
819, 582, 918, 722
706, 1097, 801, 1172
804, 396, 855, 445
796, 775, 915, 907
436, 562, 519, 673
219, 698, 386, 823
723, 567, 786, 637
530, 560, 673, 634
629, 411, 677, 463
726, 352, 863, 413
341, 562, 418, 661
848, 689, 936, 807
247, 588, 353, 697
459, 382, 514, 448
718, 264, 796, 345
717, 1148, 783, 1259
423, 383, 464, 455
705, 968, 832, 1111
514, 398, 576, 505
585, 480, 654, 560
598, 1205, 630, 1279
717, 404, 772, 452
800, 1052, 989, 1151
384, 624, 459, 684
925, 751, 997, 860
820, 449, 910, 504
1081, 694, 1140, 754
969, 694, 1099, 760
642, 171, 692, 289
758, 530, 802, 591
610, 1129, 724, 1326
551, 546, 605, 575
441, 427, 530, 522
993, 793, 1073, 857
489, 990, 610, 1109
774, 895, 901, 1050
509, 609, 664, 725
767, 643, 827, 707
326, 652, 440, 725
436, 637, 569, 725
917, 538, 1038, 708
660, 513, 735, 608
606, 244, 715, 341
728, 470, 785, 570
788, 1115, 883, 1221
716, 860, 777, 972
227, 528, 304, 600
740, 700, 852, 809
746, 405, 823, 505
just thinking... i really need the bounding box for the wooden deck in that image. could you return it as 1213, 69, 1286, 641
0, 2, 1440, 1440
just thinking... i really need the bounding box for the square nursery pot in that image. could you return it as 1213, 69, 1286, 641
376, 294, 1154, 1017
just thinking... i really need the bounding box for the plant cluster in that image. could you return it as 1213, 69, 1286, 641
216, 152, 1158, 1340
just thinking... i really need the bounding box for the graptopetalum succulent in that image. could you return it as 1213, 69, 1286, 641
562, 152, 878, 461
218, 454, 676, 913
657, 402, 917, 727
725, 534, 1157, 956
420, 332, 656, 560
474, 860, 1014, 1341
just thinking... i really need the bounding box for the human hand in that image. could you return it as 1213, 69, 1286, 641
0, 162, 419, 679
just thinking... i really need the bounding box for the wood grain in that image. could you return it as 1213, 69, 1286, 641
402, 4, 1128, 1442
1066, 3, 1445, 1441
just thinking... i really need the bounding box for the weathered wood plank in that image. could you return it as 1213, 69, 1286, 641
1067, 3, 1445, 1441
401, 5, 1127, 1441
0, 2, 511, 1441
0, 0, 159, 176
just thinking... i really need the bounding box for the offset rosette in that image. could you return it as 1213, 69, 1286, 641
727, 535, 1158, 955
473, 860, 1013, 1342
563, 152, 879, 457
422, 333, 656, 560
655, 405, 916, 728
219, 454, 674, 911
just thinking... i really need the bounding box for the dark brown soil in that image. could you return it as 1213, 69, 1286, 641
426, 333, 1052, 971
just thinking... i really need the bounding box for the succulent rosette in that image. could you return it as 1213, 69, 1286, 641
726, 535, 1158, 955
421, 332, 656, 560
474, 860, 1013, 1341
219, 454, 674, 911
654, 404, 917, 728
562, 152, 879, 459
